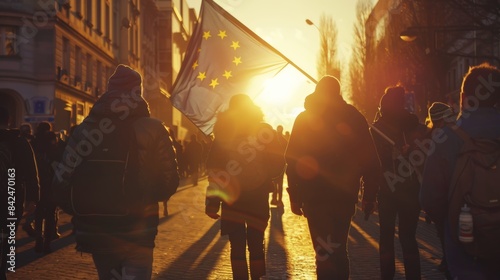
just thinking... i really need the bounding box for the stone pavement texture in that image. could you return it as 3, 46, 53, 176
7, 176, 447, 279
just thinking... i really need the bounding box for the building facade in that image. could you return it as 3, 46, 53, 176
365, 0, 500, 119
0, 0, 198, 140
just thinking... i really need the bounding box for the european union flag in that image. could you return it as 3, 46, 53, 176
170, 0, 292, 135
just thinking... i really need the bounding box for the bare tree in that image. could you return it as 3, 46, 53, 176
349, 0, 373, 117
316, 14, 340, 79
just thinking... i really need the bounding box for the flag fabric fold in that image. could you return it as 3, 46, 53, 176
170, 0, 290, 135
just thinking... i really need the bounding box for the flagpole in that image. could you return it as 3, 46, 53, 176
204, 0, 318, 84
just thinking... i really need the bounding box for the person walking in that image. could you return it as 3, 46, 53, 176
270, 125, 287, 208
421, 63, 500, 279
285, 76, 380, 280
425, 102, 455, 279
18, 123, 37, 237
0, 107, 39, 279
31, 122, 60, 253
371, 86, 427, 280
52, 64, 179, 280
184, 134, 203, 186
205, 94, 285, 280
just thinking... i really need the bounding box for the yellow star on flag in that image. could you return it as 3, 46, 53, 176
218, 30, 227, 39
223, 70, 232, 79
209, 78, 219, 89
230, 41, 240, 50
232, 57, 242, 66
192, 61, 199, 69
197, 72, 206, 81
203, 31, 211, 40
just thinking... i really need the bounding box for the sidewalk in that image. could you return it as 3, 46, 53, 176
7, 176, 446, 279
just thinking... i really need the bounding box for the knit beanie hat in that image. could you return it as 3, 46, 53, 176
107, 64, 142, 94
428, 102, 453, 122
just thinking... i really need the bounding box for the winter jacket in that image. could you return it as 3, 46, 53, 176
1, 128, 40, 218
285, 94, 380, 206
206, 108, 285, 235
420, 107, 500, 278
371, 113, 427, 197
52, 86, 179, 252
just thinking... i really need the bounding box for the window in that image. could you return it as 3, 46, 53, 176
96, 60, 102, 91
62, 37, 70, 72
105, 2, 110, 39
86, 53, 93, 88
96, 0, 102, 34
0, 26, 18, 56
112, 0, 119, 45
75, 46, 82, 81
75, 0, 82, 17
86, 0, 93, 26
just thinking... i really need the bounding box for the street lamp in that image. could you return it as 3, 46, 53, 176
399, 28, 418, 42
306, 18, 328, 78
305, 19, 319, 31
399, 25, 500, 62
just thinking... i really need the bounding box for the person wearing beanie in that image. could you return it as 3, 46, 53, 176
423, 101, 455, 279
421, 63, 500, 279
52, 64, 179, 280
428, 102, 454, 129
371, 86, 427, 280
286, 75, 381, 279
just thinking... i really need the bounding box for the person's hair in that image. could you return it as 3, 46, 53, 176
379, 86, 406, 116
0, 106, 9, 126
461, 62, 500, 109
35, 121, 52, 136
214, 94, 264, 139
20, 123, 32, 133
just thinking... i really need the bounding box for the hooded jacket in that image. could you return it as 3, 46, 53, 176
286, 90, 380, 206
52, 65, 179, 252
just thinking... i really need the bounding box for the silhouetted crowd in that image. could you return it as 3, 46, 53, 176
2, 63, 500, 280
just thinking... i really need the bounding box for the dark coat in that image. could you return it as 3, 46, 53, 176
52, 88, 179, 252
206, 109, 285, 235
0, 129, 39, 220
285, 94, 380, 206
371, 113, 428, 198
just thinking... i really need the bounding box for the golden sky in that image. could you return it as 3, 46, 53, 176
187, 0, 358, 79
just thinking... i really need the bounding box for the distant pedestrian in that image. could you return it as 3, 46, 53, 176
286, 76, 381, 280
31, 122, 60, 253
270, 125, 287, 208
18, 123, 37, 237
371, 86, 427, 280
421, 63, 500, 279
184, 134, 203, 186
1, 106, 39, 279
424, 101, 455, 279
52, 64, 179, 280
205, 94, 285, 280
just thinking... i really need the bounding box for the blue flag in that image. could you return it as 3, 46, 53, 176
170, 0, 291, 135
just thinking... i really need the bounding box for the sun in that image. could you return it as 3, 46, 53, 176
253, 66, 316, 132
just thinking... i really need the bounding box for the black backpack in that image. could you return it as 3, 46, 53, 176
448, 128, 500, 260
66, 120, 140, 217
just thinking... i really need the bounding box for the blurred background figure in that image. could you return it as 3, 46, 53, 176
270, 125, 288, 208
31, 122, 61, 253
184, 134, 203, 186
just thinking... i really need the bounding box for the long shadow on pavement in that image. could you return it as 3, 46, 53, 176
156, 221, 226, 279
266, 206, 289, 279
14, 233, 76, 269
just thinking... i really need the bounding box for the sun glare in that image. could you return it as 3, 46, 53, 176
254, 66, 315, 132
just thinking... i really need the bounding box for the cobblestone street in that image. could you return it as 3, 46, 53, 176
7, 177, 447, 279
